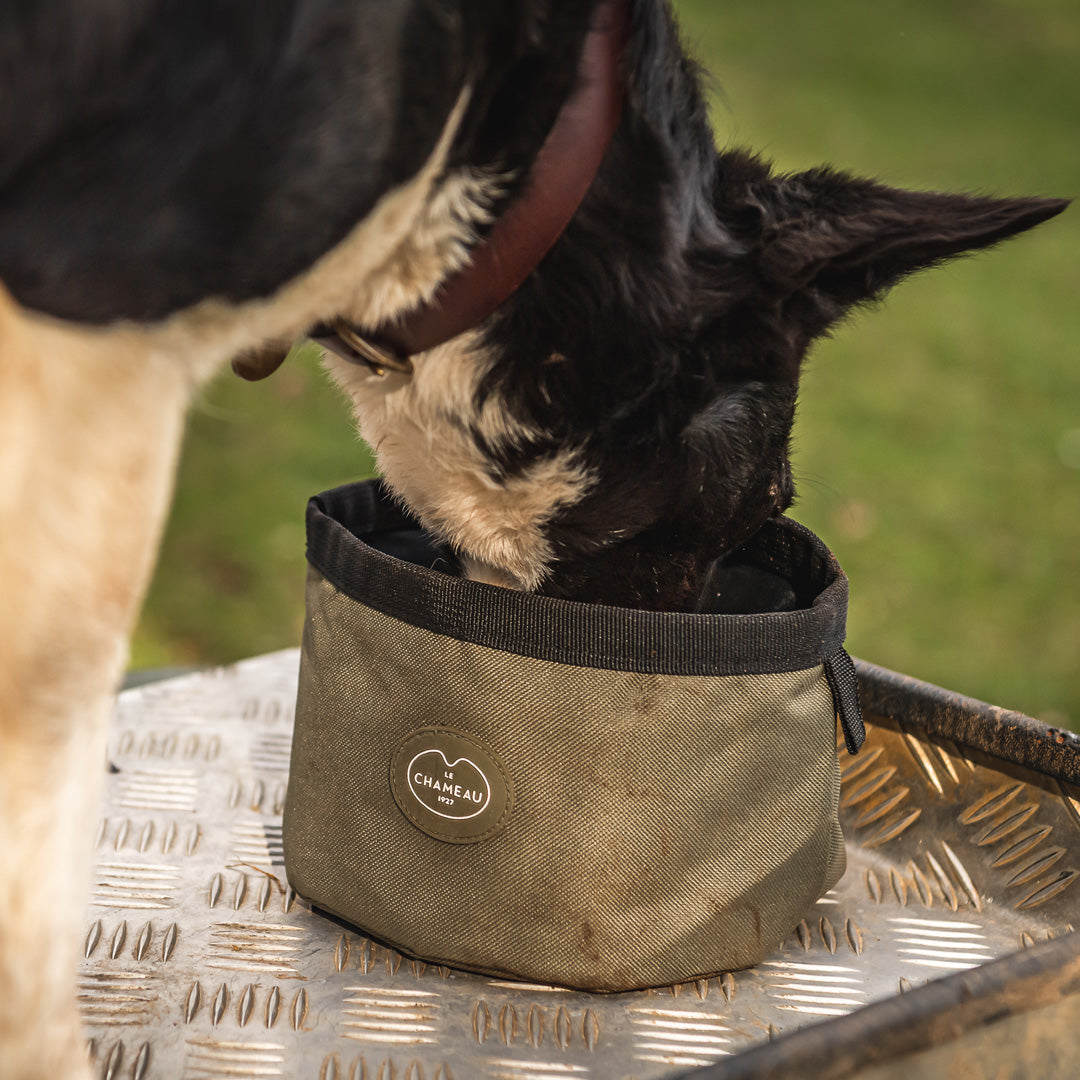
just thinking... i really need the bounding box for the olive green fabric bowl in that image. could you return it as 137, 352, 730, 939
283, 480, 861, 992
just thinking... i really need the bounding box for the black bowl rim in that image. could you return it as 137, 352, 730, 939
305, 479, 850, 677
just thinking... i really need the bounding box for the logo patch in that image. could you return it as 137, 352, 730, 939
391, 729, 512, 843
406, 748, 491, 819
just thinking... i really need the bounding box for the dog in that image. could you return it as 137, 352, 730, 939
0, 2, 1066, 1077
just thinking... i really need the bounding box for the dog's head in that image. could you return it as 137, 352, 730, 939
473, 91, 1067, 608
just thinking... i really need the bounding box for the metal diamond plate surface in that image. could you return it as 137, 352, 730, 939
80, 651, 1078, 1079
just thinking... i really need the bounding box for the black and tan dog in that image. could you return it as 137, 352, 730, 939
0, 2, 1065, 1075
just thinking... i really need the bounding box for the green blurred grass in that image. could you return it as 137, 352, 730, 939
132, 342, 368, 667
133, 0, 1079, 726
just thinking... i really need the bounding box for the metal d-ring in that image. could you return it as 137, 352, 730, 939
331, 319, 414, 377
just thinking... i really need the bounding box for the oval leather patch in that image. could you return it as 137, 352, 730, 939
390, 729, 513, 844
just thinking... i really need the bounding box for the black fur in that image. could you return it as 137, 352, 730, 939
0, 0, 1066, 611
0, 1, 598, 321
479, 1, 1067, 610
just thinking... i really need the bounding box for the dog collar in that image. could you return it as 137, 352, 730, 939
234, 0, 628, 381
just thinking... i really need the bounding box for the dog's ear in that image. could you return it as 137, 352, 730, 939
716, 154, 1068, 339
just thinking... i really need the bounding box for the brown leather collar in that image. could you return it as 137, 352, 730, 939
234, 0, 628, 382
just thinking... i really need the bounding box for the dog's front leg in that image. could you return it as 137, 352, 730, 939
0, 287, 206, 1079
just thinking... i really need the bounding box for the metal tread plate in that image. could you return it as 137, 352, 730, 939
80, 651, 1079, 1080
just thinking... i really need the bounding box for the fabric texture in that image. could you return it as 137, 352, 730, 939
283, 480, 857, 991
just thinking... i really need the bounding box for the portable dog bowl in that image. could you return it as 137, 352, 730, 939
282, 479, 865, 992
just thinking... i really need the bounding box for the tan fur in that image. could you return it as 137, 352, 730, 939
326, 331, 594, 590
0, 293, 195, 1080
0, 90, 481, 1080
348, 166, 504, 331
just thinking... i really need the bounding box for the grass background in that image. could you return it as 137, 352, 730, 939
132, 0, 1080, 727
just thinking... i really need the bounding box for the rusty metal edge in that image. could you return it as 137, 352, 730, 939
854, 658, 1080, 785
674, 931, 1080, 1080
669, 662, 1080, 1080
